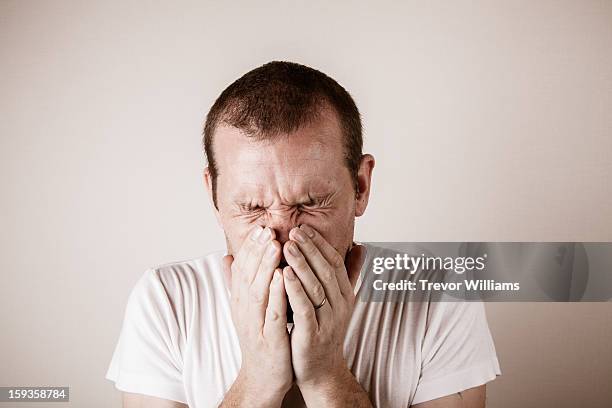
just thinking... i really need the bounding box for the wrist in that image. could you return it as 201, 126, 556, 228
297, 365, 352, 403
228, 367, 288, 408
298, 366, 373, 408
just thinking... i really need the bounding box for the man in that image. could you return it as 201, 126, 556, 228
106, 61, 500, 407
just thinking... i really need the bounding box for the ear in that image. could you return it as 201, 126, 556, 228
204, 167, 223, 228
355, 154, 375, 217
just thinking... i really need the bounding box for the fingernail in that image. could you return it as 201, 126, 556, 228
273, 270, 281, 282
266, 242, 277, 256
258, 227, 272, 243
300, 224, 315, 238
292, 228, 307, 243
250, 226, 263, 241
287, 241, 299, 256
284, 267, 295, 280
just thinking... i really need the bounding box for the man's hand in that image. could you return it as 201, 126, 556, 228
220, 226, 293, 408
282, 224, 372, 407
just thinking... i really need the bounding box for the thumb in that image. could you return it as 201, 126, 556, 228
346, 244, 366, 287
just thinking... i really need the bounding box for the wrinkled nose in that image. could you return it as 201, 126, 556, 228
265, 211, 299, 247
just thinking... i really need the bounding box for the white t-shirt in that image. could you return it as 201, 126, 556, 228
106, 244, 501, 407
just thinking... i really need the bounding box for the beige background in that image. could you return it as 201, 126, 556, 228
1, 1, 611, 407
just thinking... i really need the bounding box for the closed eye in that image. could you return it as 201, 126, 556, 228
299, 194, 333, 211
299, 202, 320, 211
238, 204, 265, 213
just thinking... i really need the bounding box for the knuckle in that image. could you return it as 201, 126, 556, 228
250, 241, 266, 255
312, 284, 326, 302
248, 287, 266, 305
261, 245, 278, 265
303, 241, 317, 255
294, 255, 308, 269
330, 252, 344, 269
267, 309, 280, 322
320, 266, 336, 284
297, 307, 316, 321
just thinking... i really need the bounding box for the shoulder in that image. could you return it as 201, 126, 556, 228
147, 250, 226, 290
126, 250, 227, 316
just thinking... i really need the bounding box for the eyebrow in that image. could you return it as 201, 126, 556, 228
233, 191, 335, 208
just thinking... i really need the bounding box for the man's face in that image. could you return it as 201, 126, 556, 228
207, 108, 368, 263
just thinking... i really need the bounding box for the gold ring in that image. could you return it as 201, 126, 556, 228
314, 297, 327, 310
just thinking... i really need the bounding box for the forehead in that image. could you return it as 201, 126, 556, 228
213, 109, 349, 199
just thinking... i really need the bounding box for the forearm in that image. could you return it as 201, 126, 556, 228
299, 367, 373, 408
219, 370, 285, 408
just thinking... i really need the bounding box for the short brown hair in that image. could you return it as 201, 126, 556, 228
203, 61, 363, 207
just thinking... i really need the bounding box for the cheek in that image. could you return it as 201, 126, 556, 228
219, 214, 260, 254
300, 211, 354, 253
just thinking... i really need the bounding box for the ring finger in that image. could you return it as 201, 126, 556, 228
283, 240, 328, 308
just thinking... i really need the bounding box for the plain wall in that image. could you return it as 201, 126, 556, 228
1, 1, 611, 407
